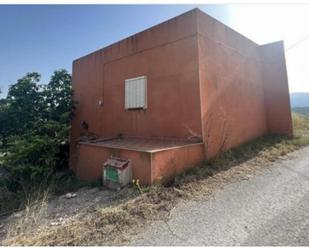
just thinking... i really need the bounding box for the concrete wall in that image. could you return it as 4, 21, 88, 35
196, 10, 269, 158
71, 8, 293, 179
76, 142, 204, 184
151, 143, 205, 182
70, 10, 203, 167
77, 143, 152, 184
261, 41, 293, 136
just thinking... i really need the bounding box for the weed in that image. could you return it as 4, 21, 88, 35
2, 112, 309, 246
132, 179, 142, 194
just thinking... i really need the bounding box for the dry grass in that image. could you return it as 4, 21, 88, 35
292, 112, 309, 138
2, 187, 176, 246
5, 190, 49, 240
2, 112, 309, 246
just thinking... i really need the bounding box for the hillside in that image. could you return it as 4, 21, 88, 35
292, 107, 309, 116
290, 92, 309, 108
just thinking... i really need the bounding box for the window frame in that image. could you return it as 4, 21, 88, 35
124, 75, 147, 110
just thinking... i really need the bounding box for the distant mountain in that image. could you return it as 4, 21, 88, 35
292, 107, 309, 116
290, 92, 309, 108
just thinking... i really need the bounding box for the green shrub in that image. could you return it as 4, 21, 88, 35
0, 70, 75, 212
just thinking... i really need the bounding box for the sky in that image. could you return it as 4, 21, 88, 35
0, 4, 309, 98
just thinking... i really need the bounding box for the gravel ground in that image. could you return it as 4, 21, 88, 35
0, 186, 129, 241
130, 146, 309, 246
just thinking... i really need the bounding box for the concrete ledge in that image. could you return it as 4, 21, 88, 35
75, 140, 204, 185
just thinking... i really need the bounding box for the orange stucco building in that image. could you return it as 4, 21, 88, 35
70, 8, 292, 184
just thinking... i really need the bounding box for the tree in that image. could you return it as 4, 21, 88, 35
0, 97, 10, 146
0, 69, 74, 189
44, 69, 74, 122
6, 73, 42, 136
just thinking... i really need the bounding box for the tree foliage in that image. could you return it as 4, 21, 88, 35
0, 69, 74, 190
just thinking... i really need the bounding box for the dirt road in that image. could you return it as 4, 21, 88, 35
130, 146, 309, 246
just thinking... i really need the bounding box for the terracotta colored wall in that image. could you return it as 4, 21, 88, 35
77, 143, 152, 184
76, 142, 204, 184
261, 41, 293, 136
151, 143, 204, 182
70, 9, 202, 168
196, 10, 268, 158
71, 8, 293, 181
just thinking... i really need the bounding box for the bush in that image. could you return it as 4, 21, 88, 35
0, 69, 75, 211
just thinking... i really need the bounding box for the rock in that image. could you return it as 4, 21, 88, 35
65, 193, 77, 199
13, 212, 22, 218
51, 218, 66, 226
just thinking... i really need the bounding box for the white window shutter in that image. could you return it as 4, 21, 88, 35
125, 76, 147, 109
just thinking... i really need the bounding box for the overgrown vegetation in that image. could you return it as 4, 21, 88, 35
0, 69, 308, 245
0, 70, 81, 214
2, 112, 309, 246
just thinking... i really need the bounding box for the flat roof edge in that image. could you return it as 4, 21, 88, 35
73, 8, 199, 63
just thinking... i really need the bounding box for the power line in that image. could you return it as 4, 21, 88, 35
285, 34, 309, 52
